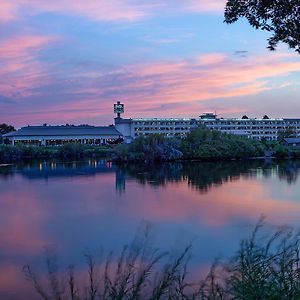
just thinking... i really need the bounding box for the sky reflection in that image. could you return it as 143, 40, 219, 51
1, 160, 300, 298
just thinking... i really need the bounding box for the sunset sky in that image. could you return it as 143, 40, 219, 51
1, 0, 300, 127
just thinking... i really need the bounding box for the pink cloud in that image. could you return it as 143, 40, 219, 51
0, 35, 56, 58
0, 0, 150, 23
1, 0, 226, 25
2, 49, 300, 126
0, 35, 58, 98
185, 0, 226, 13
112, 52, 300, 115
197, 53, 227, 65
31, 0, 150, 22
0, 2, 17, 23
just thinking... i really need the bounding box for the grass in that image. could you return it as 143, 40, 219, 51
23, 219, 300, 299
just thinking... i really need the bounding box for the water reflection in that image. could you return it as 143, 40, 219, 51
2, 159, 300, 194
0, 160, 115, 178
0, 160, 127, 195
121, 160, 300, 193
1, 159, 300, 299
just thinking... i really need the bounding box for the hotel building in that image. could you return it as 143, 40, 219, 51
3, 125, 123, 146
114, 103, 300, 143
3, 102, 300, 145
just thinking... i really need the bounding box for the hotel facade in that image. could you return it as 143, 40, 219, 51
114, 103, 300, 143
3, 102, 300, 145
3, 125, 123, 146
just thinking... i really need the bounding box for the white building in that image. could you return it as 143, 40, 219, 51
4, 102, 300, 145
114, 112, 300, 142
3, 125, 123, 146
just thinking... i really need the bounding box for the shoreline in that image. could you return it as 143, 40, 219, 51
0, 151, 293, 165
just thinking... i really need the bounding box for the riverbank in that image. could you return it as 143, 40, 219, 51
0, 144, 114, 163
112, 127, 300, 163
2, 128, 300, 164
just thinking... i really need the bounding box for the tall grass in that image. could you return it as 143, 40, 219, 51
24, 220, 300, 299
226, 220, 300, 299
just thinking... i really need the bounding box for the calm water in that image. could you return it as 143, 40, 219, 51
1, 159, 300, 299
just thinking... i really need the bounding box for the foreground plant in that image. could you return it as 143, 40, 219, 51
226, 220, 300, 299
24, 220, 300, 299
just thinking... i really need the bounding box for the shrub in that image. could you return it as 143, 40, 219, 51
58, 143, 85, 159
181, 127, 265, 160
113, 134, 183, 162
274, 144, 289, 159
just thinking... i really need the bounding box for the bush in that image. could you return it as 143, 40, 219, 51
290, 148, 300, 159
181, 127, 265, 160
58, 143, 85, 159
0, 144, 112, 163
0, 144, 50, 163
274, 144, 289, 159
113, 128, 266, 163
113, 134, 183, 162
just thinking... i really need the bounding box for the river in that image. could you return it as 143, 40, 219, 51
1, 159, 300, 299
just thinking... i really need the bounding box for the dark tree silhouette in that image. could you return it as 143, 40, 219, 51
224, 0, 300, 53
0, 123, 15, 135
0, 124, 15, 144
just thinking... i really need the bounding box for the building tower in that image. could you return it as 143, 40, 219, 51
114, 101, 124, 119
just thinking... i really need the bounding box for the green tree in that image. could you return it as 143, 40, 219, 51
0, 123, 15, 144
113, 134, 183, 162
0, 123, 15, 135
181, 126, 264, 159
224, 0, 300, 53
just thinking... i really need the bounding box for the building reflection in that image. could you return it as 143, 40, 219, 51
2, 159, 300, 299
119, 159, 300, 193
0, 160, 127, 193
116, 169, 126, 193
1, 159, 300, 194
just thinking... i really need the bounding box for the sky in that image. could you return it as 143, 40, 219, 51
0, 0, 300, 127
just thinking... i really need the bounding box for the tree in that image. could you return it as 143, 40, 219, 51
0, 123, 15, 135
0, 124, 15, 144
181, 126, 264, 159
224, 0, 300, 53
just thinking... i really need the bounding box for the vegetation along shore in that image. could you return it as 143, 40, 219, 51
113, 127, 300, 163
1, 127, 300, 163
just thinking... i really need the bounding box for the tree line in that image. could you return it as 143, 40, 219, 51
1, 124, 300, 163
113, 126, 300, 162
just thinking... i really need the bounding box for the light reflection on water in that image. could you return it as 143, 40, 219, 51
1, 159, 300, 299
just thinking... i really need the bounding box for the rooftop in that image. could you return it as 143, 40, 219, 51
131, 117, 287, 121
283, 138, 300, 144
3, 125, 121, 137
